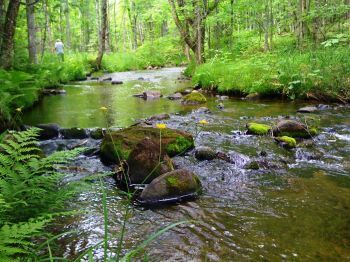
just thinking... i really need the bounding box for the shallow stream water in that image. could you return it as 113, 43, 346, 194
23, 68, 350, 261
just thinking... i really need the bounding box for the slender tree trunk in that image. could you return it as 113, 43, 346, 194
269, 0, 273, 49
0, 0, 21, 69
264, 1, 270, 51
26, 0, 37, 64
64, 0, 71, 50
95, 0, 107, 70
230, 0, 234, 48
0, 0, 5, 47
95, 0, 101, 48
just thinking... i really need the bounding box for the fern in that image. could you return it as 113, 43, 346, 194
0, 128, 86, 260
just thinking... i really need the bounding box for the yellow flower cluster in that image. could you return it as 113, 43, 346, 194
100, 106, 108, 111
15, 108, 22, 113
199, 119, 208, 125
156, 123, 167, 129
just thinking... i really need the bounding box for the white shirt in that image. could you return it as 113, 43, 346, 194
55, 41, 64, 54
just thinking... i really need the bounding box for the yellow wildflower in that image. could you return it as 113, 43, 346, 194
15, 108, 22, 113
156, 123, 167, 129
100, 106, 108, 111
199, 119, 208, 125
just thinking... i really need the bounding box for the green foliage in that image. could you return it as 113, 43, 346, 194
192, 43, 350, 101
247, 123, 272, 135
0, 128, 85, 260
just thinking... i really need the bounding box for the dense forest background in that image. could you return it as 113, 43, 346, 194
1, 0, 350, 129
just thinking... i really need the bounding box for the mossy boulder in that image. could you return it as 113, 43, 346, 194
126, 137, 174, 184
275, 136, 297, 149
100, 126, 194, 165
182, 92, 207, 105
273, 120, 318, 138
138, 169, 202, 205
246, 123, 272, 135
244, 161, 260, 170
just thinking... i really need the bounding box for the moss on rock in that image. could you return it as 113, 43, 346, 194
246, 123, 272, 135
100, 126, 194, 165
139, 169, 202, 205
182, 92, 207, 105
275, 136, 297, 149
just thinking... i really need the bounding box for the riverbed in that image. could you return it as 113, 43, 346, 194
23, 67, 350, 261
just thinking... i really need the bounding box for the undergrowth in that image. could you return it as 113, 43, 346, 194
0, 128, 85, 260
191, 34, 350, 102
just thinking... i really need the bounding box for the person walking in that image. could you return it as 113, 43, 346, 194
54, 39, 64, 62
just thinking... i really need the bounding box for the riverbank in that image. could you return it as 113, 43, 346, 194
188, 37, 350, 103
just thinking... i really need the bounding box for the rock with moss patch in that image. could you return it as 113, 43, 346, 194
126, 137, 174, 184
244, 161, 260, 170
100, 126, 194, 165
246, 123, 272, 135
138, 169, 202, 205
61, 128, 88, 139
182, 92, 207, 105
90, 128, 106, 139
275, 136, 297, 149
273, 120, 318, 138
195, 146, 216, 161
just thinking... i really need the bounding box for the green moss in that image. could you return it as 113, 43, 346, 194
245, 161, 260, 170
100, 127, 194, 164
166, 136, 194, 156
247, 123, 272, 135
276, 136, 297, 149
278, 129, 318, 139
309, 128, 319, 136
182, 92, 207, 105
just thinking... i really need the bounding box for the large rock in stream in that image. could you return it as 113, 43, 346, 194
138, 169, 202, 205
273, 120, 318, 138
127, 137, 174, 184
100, 126, 194, 165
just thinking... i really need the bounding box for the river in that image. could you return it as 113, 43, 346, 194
23, 67, 350, 261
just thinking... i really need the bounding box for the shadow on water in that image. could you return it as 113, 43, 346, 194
24, 68, 350, 260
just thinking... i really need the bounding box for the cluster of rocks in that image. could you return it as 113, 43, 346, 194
99, 126, 202, 205
246, 120, 319, 149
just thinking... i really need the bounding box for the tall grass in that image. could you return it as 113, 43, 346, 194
192, 46, 350, 101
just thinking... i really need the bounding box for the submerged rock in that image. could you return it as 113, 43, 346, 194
112, 80, 123, 85
246, 123, 272, 135
138, 169, 202, 205
42, 89, 66, 95
245, 93, 260, 100
147, 113, 170, 122
182, 92, 207, 105
168, 93, 183, 100
194, 107, 211, 114
126, 137, 173, 184
143, 91, 162, 99
36, 123, 60, 140
217, 103, 225, 110
273, 120, 318, 138
297, 106, 318, 113
100, 126, 194, 165
195, 146, 216, 161
274, 136, 297, 149
61, 128, 88, 139
244, 161, 260, 170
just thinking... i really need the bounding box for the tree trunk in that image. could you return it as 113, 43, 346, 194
0, 0, 21, 69
95, 0, 107, 70
95, 0, 101, 48
64, 0, 71, 50
26, 0, 37, 64
264, 1, 270, 51
0, 0, 5, 47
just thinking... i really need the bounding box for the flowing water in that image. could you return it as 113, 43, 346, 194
23, 68, 350, 261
